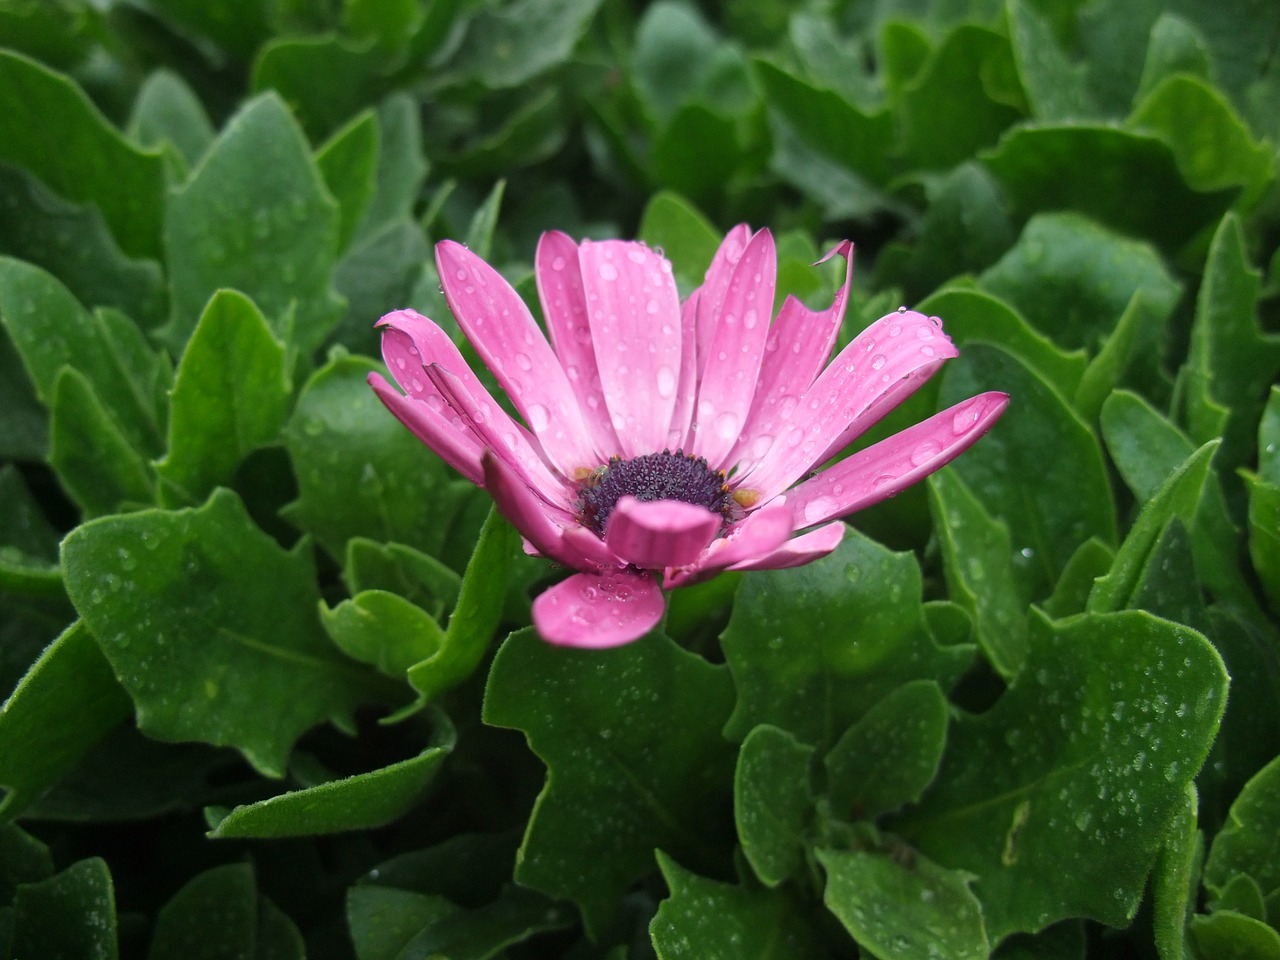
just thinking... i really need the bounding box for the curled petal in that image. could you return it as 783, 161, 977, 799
730, 521, 846, 572
424, 364, 570, 508
482, 452, 579, 567
532, 570, 666, 648
787, 391, 1010, 528
604, 496, 721, 570
368, 372, 484, 485
664, 499, 794, 588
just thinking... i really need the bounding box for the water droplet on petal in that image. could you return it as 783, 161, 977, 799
714, 411, 740, 440
920, 344, 936, 357
656, 365, 677, 399
528, 403, 551, 431
804, 496, 837, 524
598, 262, 619, 281
911, 440, 943, 466
952, 407, 980, 435
889, 323, 903, 337
871, 354, 887, 370
455, 268, 467, 281
897, 305, 907, 313
515, 352, 533, 371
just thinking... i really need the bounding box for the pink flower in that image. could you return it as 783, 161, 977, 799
369, 226, 1007, 648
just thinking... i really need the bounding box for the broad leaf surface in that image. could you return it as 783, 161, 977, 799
61, 488, 380, 776
733, 724, 814, 887
895, 610, 1227, 940
483, 628, 736, 938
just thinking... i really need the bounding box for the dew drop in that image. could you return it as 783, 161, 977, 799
871, 354, 887, 370
952, 406, 980, 434
551, 256, 566, 271
656, 365, 677, 399
888, 322, 902, 337
920, 344, 936, 357
803, 496, 837, 524
896, 305, 907, 313
714, 411, 741, 440
911, 440, 943, 466
515, 352, 533, 371
527, 403, 551, 432
598, 262, 619, 281
455, 268, 467, 281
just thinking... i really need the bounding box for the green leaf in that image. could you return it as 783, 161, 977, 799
982, 125, 1235, 254
651, 852, 827, 960
938, 343, 1117, 600
316, 110, 380, 253
0, 621, 131, 821
155, 290, 290, 507
823, 680, 949, 820
164, 93, 344, 351
483, 628, 736, 938
406, 508, 519, 704
0, 164, 166, 330
355, 93, 429, 242
61, 488, 380, 777
0, 258, 169, 457
978, 213, 1180, 387
1006, 0, 1093, 120
283, 351, 472, 562
754, 59, 896, 219
321, 590, 445, 678
138, 0, 271, 61
895, 610, 1228, 940
331, 218, 431, 355
1246, 475, 1280, 613
1152, 786, 1202, 960
0, 823, 53, 899
1136, 13, 1212, 98
928, 469, 1028, 677
819, 847, 989, 960
1189, 910, 1280, 960
148, 863, 304, 960
11, 858, 118, 960
346, 883, 572, 960
207, 720, 454, 838
1073, 291, 1146, 423
251, 36, 388, 141
1088, 441, 1218, 614
1181, 213, 1280, 474
1040, 538, 1114, 620
896, 24, 1024, 170
0, 50, 166, 259
0, 326, 46, 459
343, 538, 462, 622
49, 365, 157, 516
0, 464, 63, 598
1204, 753, 1280, 901
721, 529, 973, 748
733, 724, 814, 887
1128, 73, 1273, 204
637, 193, 721, 295
125, 69, 215, 169
441, 0, 605, 89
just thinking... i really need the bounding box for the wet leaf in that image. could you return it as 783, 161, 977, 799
734, 724, 814, 887
896, 610, 1227, 940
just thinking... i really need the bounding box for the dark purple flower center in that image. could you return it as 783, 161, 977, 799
575, 450, 734, 536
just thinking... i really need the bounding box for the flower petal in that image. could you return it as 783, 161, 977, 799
535, 230, 620, 457
694, 223, 753, 373
730, 521, 846, 572
741, 309, 958, 500
691, 228, 777, 468
437, 240, 597, 476
664, 499, 794, 588
665, 289, 701, 449
731, 241, 853, 473
367, 372, 484, 485
532, 570, 666, 648
787, 391, 1010, 528
481, 452, 584, 568
604, 496, 721, 570
578, 240, 683, 456
423, 363, 570, 507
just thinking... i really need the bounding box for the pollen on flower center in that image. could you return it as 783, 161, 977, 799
575, 450, 735, 536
